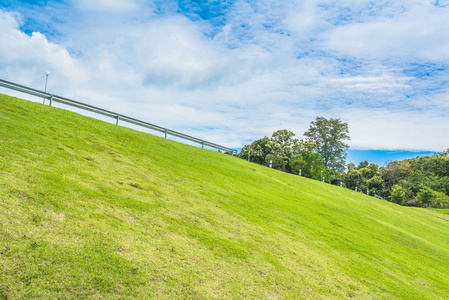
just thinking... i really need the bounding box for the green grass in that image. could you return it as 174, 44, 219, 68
1, 93, 449, 299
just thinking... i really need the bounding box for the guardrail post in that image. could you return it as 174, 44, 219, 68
201, 141, 205, 148
49, 95, 53, 106
116, 114, 120, 125
164, 129, 167, 139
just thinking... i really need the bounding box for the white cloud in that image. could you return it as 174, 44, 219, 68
73, 0, 142, 13
341, 108, 449, 151
0, 10, 85, 92
327, 75, 410, 92
322, 3, 449, 61
1, 2, 449, 153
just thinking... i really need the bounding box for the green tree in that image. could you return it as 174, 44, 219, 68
381, 160, 411, 195
417, 185, 436, 208
344, 169, 367, 192
347, 163, 357, 172
265, 152, 285, 171
289, 140, 325, 179
391, 185, 407, 205
417, 185, 449, 208
269, 129, 298, 172
303, 116, 350, 172
358, 160, 369, 169
238, 137, 273, 165
271, 129, 297, 150
367, 175, 386, 198
361, 163, 381, 179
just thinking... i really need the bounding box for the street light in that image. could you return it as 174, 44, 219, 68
43, 71, 50, 104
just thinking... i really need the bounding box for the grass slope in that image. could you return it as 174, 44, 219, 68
1, 94, 449, 299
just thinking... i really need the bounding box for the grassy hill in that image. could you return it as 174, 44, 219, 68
1, 93, 449, 299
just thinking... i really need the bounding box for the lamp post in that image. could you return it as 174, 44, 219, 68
43, 71, 50, 104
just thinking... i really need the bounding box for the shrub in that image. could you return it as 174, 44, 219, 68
391, 185, 407, 205
417, 185, 449, 208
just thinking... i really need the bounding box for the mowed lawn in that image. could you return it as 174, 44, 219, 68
1, 94, 449, 299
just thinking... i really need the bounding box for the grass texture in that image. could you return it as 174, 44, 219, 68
1, 94, 449, 299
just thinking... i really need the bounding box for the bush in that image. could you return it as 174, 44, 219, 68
391, 185, 407, 205
417, 185, 449, 208
405, 198, 420, 207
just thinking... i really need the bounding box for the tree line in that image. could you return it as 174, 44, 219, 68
343, 151, 449, 208
238, 117, 449, 209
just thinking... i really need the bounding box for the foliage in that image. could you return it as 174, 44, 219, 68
344, 168, 367, 192
343, 162, 383, 195
238, 121, 350, 184
239, 129, 331, 178
269, 129, 298, 172
417, 185, 449, 209
289, 140, 325, 180
303, 116, 350, 172
391, 185, 407, 205
339, 154, 449, 207
367, 175, 386, 198
265, 152, 285, 170
238, 137, 272, 165
381, 160, 411, 194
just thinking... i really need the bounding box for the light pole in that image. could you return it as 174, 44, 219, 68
43, 71, 50, 104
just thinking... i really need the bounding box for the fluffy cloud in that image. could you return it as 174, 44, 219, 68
0, 1, 449, 152
73, 0, 142, 13
0, 10, 85, 93
322, 2, 449, 61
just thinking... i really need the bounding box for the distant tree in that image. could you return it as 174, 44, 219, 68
289, 139, 325, 179
344, 169, 367, 192
417, 185, 449, 208
358, 160, 369, 169
265, 152, 285, 170
239, 128, 329, 179
270, 129, 298, 172
364, 163, 381, 179
304, 116, 350, 172
417, 185, 436, 208
391, 185, 407, 205
381, 160, 411, 194
347, 163, 357, 171
367, 175, 386, 197
271, 129, 297, 150
238, 137, 273, 165
435, 148, 449, 156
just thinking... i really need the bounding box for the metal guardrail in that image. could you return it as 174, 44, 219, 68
0, 78, 237, 155
374, 194, 387, 201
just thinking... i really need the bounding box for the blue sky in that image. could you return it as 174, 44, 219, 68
0, 0, 448, 165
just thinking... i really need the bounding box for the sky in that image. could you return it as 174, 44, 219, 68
1, 0, 448, 166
